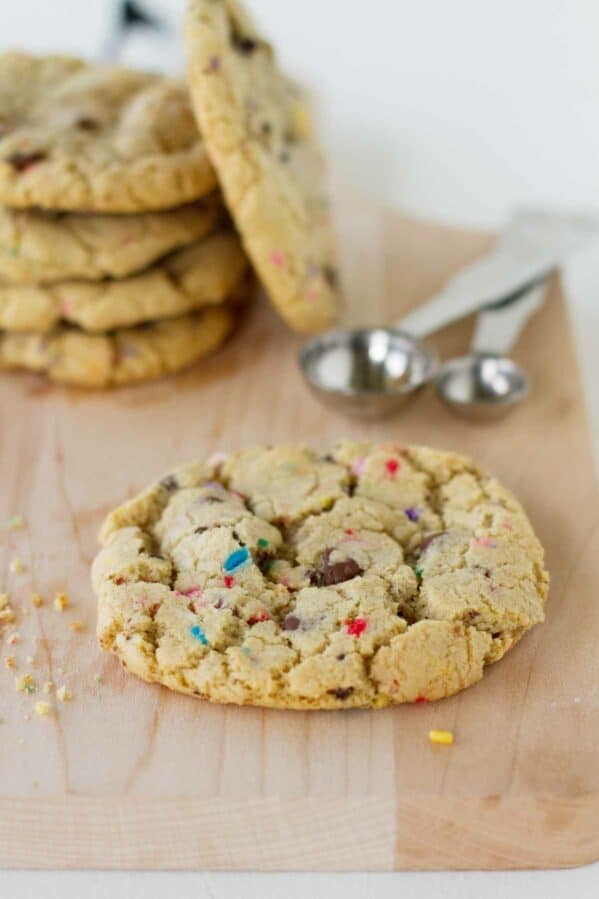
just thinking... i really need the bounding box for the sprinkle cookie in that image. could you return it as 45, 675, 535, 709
0, 194, 222, 285
93, 442, 548, 709
0, 298, 242, 388
185, 0, 340, 334
0, 228, 249, 333
0, 53, 217, 212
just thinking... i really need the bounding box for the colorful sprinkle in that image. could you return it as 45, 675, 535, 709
224, 547, 251, 573
190, 625, 208, 646
345, 617, 367, 637
241, 646, 251, 656
472, 537, 497, 548
7, 514, 25, 530
208, 55, 221, 71
415, 696, 428, 703
385, 459, 400, 477
428, 729, 454, 745
502, 520, 514, 530
34, 701, 52, 717
223, 575, 235, 589
351, 457, 366, 476
248, 611, 270, 625
53, 592, 69, 612
257, 538, 269, 548
414, 566, 423, 580
178, 586, 202, 598
269, 250, 286, 267
404, 507, 420, 523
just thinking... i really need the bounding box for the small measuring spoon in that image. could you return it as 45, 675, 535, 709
434, 280, 547, 420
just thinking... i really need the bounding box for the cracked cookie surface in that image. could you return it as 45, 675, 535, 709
0, 227, 248, 332
93, 442, 548, 709
0, 53, 217, 211
185, 0, 340, 334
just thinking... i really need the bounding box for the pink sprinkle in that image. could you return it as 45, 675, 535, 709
59, 298, 73, 316
280, 576, 291, 588
224, 575, 235, 588
179, 586, 202, 598
351, 457, 366, 476
502, 520, 513, 531
306, 287, 319, 301
137, 593, 149, 607
345, 617, 367, 637
385, 458, 400, 477
269, 250, 286, 267
472, 537, 497, 548
193, 598, 209, 611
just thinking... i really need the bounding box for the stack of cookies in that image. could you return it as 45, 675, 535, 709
0, 53, 251, 387
0, 0, 342, 388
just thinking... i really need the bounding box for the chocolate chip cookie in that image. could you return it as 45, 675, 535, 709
185, 0, 340, 334
93, 442, 548, 708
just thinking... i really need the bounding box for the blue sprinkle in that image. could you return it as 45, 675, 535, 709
223, 546, 251, 573
405, 507, 420, 523
190, 625, 208, 645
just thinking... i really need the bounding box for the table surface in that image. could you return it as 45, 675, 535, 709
3, 0, 599, 895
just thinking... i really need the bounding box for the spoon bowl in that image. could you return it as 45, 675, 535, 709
435, 353, 529, 420
299, 327, 438, 419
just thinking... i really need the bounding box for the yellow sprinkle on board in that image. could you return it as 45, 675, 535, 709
10, 557, 25, 574
31, 593, 44, 607
53, 592, 69, 612
34, 701, 52, 717
428, 729, 454, 745
56, 685, 72, 702
5, 655, 16, 670
68, 619, 84, 632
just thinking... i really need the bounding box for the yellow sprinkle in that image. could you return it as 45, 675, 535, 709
7, 514, 25, 530
0, 607, 15, 624
15, 673, 36, 694
68, 619, 84, 632
43, 681, 54, 694
31, 593, 44, 607
428, 729, 454, 746
53, 592, 69, 612
4, 655, 16, 670
34, 701, 52, 717
56, 685, 72, 702
10, 557, 25, 574
0, 592, 9, 609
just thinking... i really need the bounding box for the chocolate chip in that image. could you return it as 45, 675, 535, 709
260, 122, 272, 135
76, 117, 98, 131
202, 495, 224, 503
233, 35, 258, 53
328, 686, 354, 700
322, 453, 335, 462
7, 151, 46, 173
336, 653, 345, 661
282, 614, 300, 631
194, 527, 208, 535
160, 475, 178, 492
321, 552, 363, 587
323, 265, 338, 288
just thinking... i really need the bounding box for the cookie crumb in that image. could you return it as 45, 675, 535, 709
34, 701, 52, 717
4, 655, 16, 670
43, 681, 54, 694
10, 557, 26, 574
428, 729, 454, 746
7, 514, 25, 530
15, 673, 36, 694
53, 592, 69, 612
7, 631, 20, 645
31, 593, 44, 607
68, 619, 84, 632
0, 593, 16, 624
56, 685, 72, 702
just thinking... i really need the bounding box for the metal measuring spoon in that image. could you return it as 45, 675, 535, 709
299, 210, 598, 419
435, 280, 547, 420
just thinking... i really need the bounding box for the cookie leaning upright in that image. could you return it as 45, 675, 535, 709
0, 53, 217, 212
185, 0, 340, 334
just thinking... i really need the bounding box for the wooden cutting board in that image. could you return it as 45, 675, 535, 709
1, 194, 598, 871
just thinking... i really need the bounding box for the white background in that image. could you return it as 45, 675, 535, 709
2, 1, 599, 896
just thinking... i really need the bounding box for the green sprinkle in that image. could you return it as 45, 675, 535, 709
257, 538, 269, 548
414, 566, 423, 580
7, 514, 25, 530
241, 646, 251, 656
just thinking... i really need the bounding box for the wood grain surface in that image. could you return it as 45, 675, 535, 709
0, 193, 598, 871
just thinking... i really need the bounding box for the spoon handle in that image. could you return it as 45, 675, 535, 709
470, 281, 548, 356
395, 210, 598, 339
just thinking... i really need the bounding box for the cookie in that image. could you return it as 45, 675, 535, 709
0, 300, 240, 388
93, 442, 548, 709
185, 0, 340, 334
0, 53, 217, 212
0, 228, 249, 332
0, 193, 223, 284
